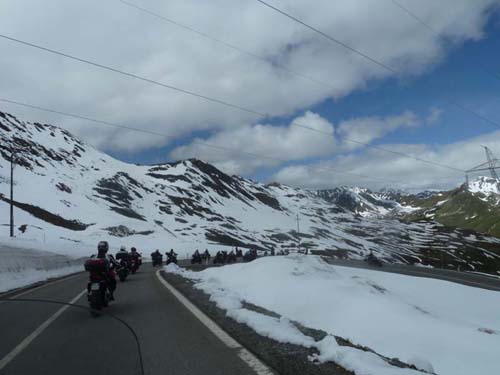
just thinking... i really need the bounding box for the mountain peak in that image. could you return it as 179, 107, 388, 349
467, 176, 500, 196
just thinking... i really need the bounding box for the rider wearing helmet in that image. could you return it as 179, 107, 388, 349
130, 246, 141, 263
116, 245, 130, 263
92, 241, 119, 300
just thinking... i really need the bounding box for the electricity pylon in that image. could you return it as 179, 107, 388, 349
466, 146, 500, 186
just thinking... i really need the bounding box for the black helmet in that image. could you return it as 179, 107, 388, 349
97, 241, 109, 253
131, 247, 137, 252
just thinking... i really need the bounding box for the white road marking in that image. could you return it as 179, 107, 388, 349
155, 270, 275, 375
0, 289, 86, 371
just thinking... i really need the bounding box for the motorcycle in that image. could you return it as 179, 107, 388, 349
153, 257, 163, 267
243, 250, 257, 262
130, 258, 140, 274
213, 252, 225, 264
117, 259, 129, 282
191, 254, 202, 264
84, 258, 112, 317
166, 253, 178, 265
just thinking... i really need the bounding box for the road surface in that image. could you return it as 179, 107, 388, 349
323, 258, 500, 291
0, 266, 263, 375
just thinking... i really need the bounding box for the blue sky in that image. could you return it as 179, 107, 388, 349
110, 8, 500, 185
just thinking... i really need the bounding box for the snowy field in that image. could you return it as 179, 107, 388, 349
166, 255, 500, 375
0, 238, 87, 293
0, 231, 227, 293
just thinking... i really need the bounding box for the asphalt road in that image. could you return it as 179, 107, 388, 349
323, 258, 500, 291
0, 266, 261, 375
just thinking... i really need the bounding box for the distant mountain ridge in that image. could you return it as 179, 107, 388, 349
1, 109, 499, 275
404, 177, 500, 237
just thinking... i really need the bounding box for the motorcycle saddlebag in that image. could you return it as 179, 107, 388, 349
84, 258, 108, 272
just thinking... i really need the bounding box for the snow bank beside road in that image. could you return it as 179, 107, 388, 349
0, 240, 85, 293
166, 255, 500, 375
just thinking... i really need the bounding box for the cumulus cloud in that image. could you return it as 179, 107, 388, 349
172, 109, 440, 175
337, 111, 420, 149
0, 0, 498, 156
272, 129, 500, 191
171, 111, 337, 175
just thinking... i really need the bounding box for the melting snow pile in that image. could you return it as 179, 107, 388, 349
166, 255, 500, 375
0, 237, 87, 293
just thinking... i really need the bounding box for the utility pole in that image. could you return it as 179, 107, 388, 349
296, 213, 301, 254
10, 147, 15, 237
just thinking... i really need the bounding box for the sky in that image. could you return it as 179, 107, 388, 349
1, 0, 500, 191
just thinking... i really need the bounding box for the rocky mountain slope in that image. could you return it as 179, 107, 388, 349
1, 109, 499, 275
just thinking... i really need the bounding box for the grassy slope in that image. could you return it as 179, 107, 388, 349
406, 187, 500, 237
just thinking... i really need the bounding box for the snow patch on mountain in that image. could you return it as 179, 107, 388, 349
467, 176, 500, 198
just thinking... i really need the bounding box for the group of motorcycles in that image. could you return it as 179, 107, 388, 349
84, 245, 142, 316
191, 248, 257, 265
151, 250, 178, 267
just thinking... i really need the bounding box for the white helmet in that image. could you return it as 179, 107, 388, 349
120, 245, 127, 251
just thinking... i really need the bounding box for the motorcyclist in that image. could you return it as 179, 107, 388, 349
151, 249, 163, 266
130, 246, 141, 266
166, 249, 178, 265
116, 245, 130, 264
90, 241, 118, 300
227, 250, 237, 263
191, 250, 202, 264
235, 248, 243, 258
203, 249, 211, 263
213, 251, 225, 264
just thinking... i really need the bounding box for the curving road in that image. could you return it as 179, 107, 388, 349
323, 258, 500, 291
0, 266, 268, 375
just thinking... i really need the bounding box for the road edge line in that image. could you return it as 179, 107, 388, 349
0, 289, 86, 371
155, 269, 275, 375
0, 271, 85, 302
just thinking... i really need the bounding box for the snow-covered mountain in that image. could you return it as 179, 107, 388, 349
467, 176, 500, 198
317, 187, 402, 216
1, 110, 499, 275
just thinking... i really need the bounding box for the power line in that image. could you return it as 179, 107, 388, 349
287, 121, 465, 172
389, 0, 500, 82
0, 34, 465, 173
0, 34, 261, 118
254, 0, 398, 74
118, 0, 335, 91
389, 0, 437, 35
0, 97, 398, 184
252, 1, 500, 148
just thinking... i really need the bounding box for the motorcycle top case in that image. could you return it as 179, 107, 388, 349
84, 258, 109, 272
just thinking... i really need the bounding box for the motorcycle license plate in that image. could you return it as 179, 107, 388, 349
91, 283, 100, 291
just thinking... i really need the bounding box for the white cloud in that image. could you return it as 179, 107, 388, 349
172, 109, 440, 175
272, 129, 500, 191
0, 0, 498, 156
426, 107, 443, 124
171, 111, 337, 175
337, 111, 420, 149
